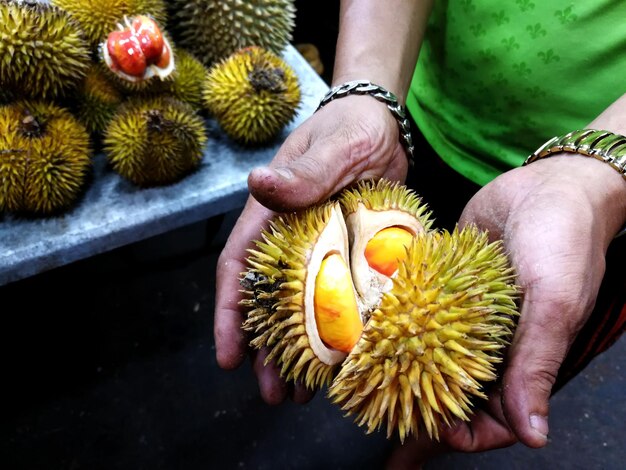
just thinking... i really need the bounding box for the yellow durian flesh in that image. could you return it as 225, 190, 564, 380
364, 226, 414, 277
345, 204, 425, 312
314, 253, 363, 354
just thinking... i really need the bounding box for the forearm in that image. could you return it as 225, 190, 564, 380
333, 0, 433, 103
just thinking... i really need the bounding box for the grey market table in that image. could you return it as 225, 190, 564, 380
0, 46, 329, 286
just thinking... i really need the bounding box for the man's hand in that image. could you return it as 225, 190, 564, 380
214, 96, 409, 403
440, 153, 626, 451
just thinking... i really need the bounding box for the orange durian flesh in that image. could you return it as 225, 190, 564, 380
314, 253, 363, 353
364, 226, 413, 277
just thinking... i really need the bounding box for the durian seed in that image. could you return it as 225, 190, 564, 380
314, 253, 363, 353
364, 226, 414, 277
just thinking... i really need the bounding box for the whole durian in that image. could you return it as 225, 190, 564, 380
240, 179, 519, 441
164, 49, 208, 109
0, 0, 91, 100
51, 0, 168, 50
76, 64, 123, 134
170, 0, 295, 66
103, 97, 207, 186
0, 101, 92, 214
204, 46, 300, 145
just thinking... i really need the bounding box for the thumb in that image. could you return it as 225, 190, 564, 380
248, 134, 358, 212
248, 118, 407, 212
500, 288, 574, 448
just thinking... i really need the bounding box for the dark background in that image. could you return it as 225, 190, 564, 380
2, 213, 625, 470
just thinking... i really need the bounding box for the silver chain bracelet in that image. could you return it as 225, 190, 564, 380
316, 80, 414, 166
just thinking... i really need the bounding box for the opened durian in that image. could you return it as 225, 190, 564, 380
0, 101, 92, 214
240, 179, 519, 441
170, 0, 295, 66
204, 46, 300, 145
0, 0, 91, 100
241, 180, 432, 388
101, 14, 175, 91
103, 97, 206, 186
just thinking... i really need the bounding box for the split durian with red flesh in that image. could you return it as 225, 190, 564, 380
102, 14, 175, 86
240, 179, 519, 442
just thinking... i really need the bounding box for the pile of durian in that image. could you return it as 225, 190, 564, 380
241, 179, 520, 441
0, 0, 299, 215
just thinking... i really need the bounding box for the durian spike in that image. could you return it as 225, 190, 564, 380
328, 226, 520, 443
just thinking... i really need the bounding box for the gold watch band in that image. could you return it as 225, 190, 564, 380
524, 129, 626, 180
524, 129, 626, 238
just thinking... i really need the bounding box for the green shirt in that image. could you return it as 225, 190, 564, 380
407, 0, 626, 186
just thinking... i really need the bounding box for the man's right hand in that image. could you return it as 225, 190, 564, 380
214, 95, 409, 403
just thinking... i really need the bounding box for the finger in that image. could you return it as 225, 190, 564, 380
290, 381, 315, 405
500, 288, 575, 448
252, 347, 288, 405
214, 198, 275, 369
385, 432, 448, 470
248, 110, 407, 212
440, 389, 517, 452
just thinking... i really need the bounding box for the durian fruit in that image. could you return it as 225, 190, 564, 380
109, 49, 206, 109
328, 227, 518, 442
203, 46, 300, 145
170, 0, 295, 67
51, 0, 168, 50
76, 64, 123, 134
103, 97, 207, 186
240, 179, 519, 441
0, 101, 92, 214
101, 14, 175, 88
0, 0, 91, 100
240, 180, 433, 389
164, 49, 208, 109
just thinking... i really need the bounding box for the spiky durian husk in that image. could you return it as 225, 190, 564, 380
112, 49, 205, 107
165, 49, 207, 109
240, 203, 340, 389
203, 46, 300, 145
170, 0, 295, 67
339, 179, 434, 229
328, 227, 519, 442
0, 101, 92, 214
103, 97, 206, 186
76, 64, 123, 134
51, 0, 168, 50
0, 1, 91, 100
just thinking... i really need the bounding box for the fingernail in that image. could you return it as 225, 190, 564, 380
530, 413, 549, 439
274, 167, 293, 180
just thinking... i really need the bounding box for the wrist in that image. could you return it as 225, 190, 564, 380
333, 0, 433, 103
527, 155, 626, 243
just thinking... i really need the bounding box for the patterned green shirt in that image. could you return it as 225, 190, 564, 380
407, 0, 626, 185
